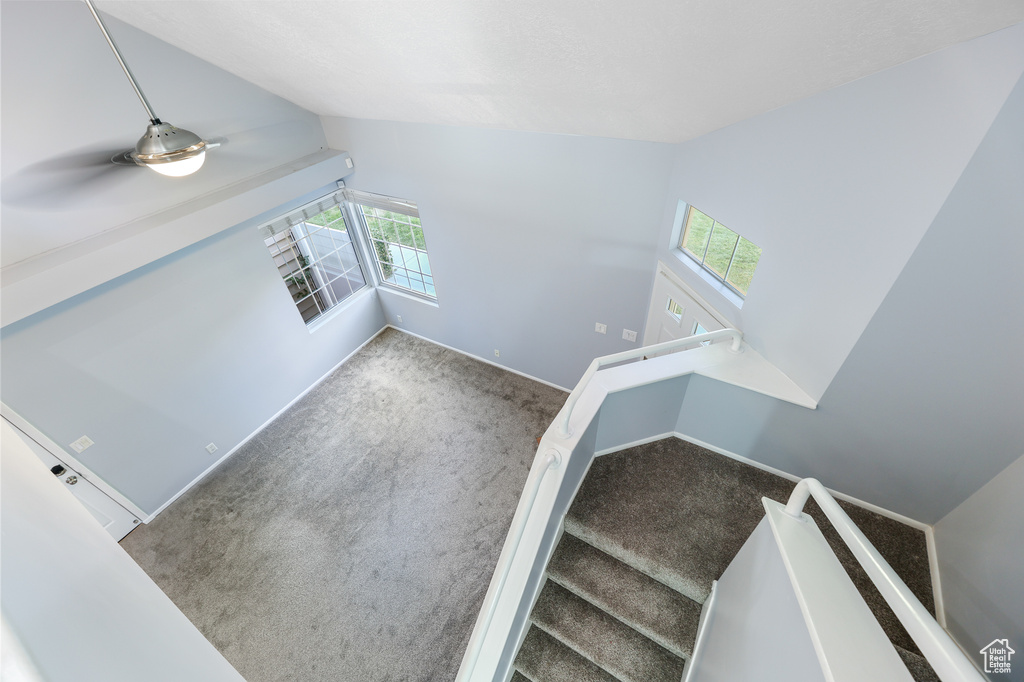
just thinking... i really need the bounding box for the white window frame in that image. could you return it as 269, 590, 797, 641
259, 189, 369, 328
669, 200, 761, 308
345, 189, 437, 302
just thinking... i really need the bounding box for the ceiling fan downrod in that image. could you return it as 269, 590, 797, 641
84, 0, 208, 176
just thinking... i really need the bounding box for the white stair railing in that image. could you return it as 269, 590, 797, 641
558, 328, 743, 437
459, 449, 561, 682
784, 479, 985, 682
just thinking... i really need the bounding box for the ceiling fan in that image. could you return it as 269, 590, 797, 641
84, 0, 210, 177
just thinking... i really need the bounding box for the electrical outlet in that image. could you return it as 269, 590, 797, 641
494, 349, 501, 358
396, 315, 403, 323
595, 323, 607, 334
206, 443, 218, 454
622, 329, 638, 342
70, 435, 94, 453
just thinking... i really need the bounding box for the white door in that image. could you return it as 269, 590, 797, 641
1, 416, 141, 540
643, 261, 730, 354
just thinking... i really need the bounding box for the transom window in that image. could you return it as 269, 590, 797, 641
679, 205, 761, 297
261, 190, 367, 326
346, 190, 435, 300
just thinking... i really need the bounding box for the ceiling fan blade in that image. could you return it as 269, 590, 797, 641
2, 148, 138, 211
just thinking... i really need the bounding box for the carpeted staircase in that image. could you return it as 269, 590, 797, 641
512, 437, 941, 682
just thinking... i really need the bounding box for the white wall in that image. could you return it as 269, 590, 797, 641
320, 117, 676, 389
688, 519, 826, 682
0, 186, 387, 516
934, 452, 1024, 673
655, 22, 1024, 401
0, 420, 246, 682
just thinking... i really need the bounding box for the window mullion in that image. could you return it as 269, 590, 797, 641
723, 234, 741, 283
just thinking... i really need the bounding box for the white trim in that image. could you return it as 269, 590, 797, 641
0, 403, 147, 520
654, 259, 732, 329
925, 526, 947, 628
782, 481, 984, 682
501, 523, 566, 682
377, 286, 441, 309
305, 285, 374, 333
143, 324, 390, 521
385, 326, 570, 393
682, 579, 718, 682
594, 432, 677, 457
597, 431, 929, 532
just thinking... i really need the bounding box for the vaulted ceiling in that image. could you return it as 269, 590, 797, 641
99, 1, 1024, 144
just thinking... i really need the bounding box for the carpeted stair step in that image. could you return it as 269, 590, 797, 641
563, 439, 793, 605
896, 646, 941, 682
512, 672, 532, 682
563, 438, 936, 655
514, 626, 618, 682
547, 532, 701, 660
530, 580, 686, 682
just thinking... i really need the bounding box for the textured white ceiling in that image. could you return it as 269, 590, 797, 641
85, 2, 1024, 143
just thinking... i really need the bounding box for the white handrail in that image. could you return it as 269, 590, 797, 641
460, 449, 562, 681
557, 328, 743, 437
784, 479, 985, 682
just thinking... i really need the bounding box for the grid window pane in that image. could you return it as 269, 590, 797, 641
704, 224, 739, 278
263, 199, 368, 326
726, 237, 762, 296
678, 204, 761, 298
356, 198, 435, 300
681, 207, 714, 259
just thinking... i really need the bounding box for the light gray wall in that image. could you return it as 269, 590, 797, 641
677, 73, 1024, 523
1, 421, 246, 682
934, 452, 1024, 674
0, 183, 387, 515
595, 376, 689, 452
321, 117, 676, 389
655, 22, 1024, 401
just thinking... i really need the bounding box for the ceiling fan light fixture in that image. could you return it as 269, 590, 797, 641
86, 0, 211, 178
132, 121, 207, 176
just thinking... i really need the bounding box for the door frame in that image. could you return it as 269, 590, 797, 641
1, 402, 147, 521
643, 260, 734, 347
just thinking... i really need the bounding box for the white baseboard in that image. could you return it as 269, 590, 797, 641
594, 432, 677, 457
674, 432, 931, 532
683, 579, 717, 682
145, 323, 565, 523
925, 526, 947, 627
144, 325, 390, 522
596, 431, 931, 531
385, 326, 570, 393
595, 431, 946, 627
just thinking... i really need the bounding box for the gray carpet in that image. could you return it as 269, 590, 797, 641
514, 437, 938, 682
564, 438, 934, 653
119, 328, 567, 682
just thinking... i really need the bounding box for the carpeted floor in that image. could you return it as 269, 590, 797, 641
119, 328, 568, 682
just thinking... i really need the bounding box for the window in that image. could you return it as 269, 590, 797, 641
346, 190, 435, 300
678, 205, 761, 297
261, 190, 367, 325
666, 297, 685, 320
